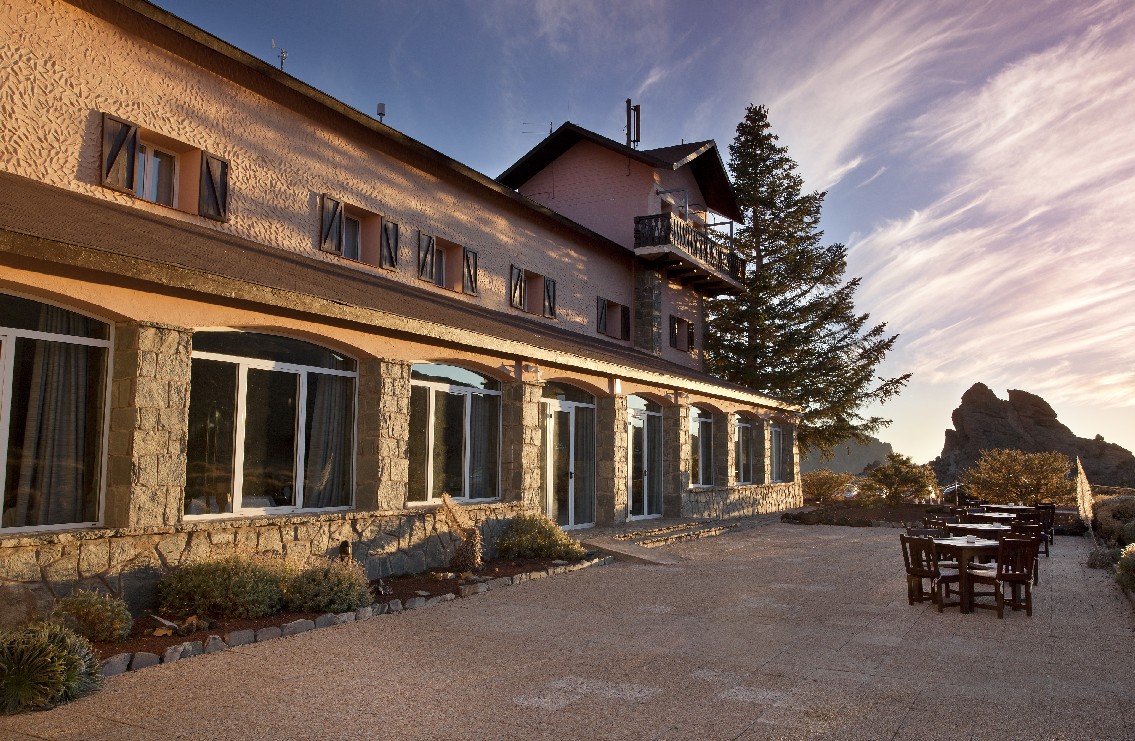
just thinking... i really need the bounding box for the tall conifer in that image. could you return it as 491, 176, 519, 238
705, 105, 909, 454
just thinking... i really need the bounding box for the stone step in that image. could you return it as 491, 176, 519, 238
636, 524, 738, 548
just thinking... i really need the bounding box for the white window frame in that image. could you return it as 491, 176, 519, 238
135, 142, 178, 207
409, 377, 502, 504
185, 349, 358, 519
689, 406, 714, 488
771, 424, 786, 483
735, 416, 755, 485
542, 396, 596, 530
343, 214, 362, 261
0, 300, 113, 534
626, 399, 663, 521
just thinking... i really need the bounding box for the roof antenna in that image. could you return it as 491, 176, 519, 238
271, 39, 287, 71
625, 98, 641, 149
521, 121, 553, 136
376, 102, 386, 123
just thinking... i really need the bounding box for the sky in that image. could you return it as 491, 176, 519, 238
152, 0, 1135, 463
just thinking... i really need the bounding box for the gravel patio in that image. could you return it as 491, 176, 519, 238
3, 520, 1132, 740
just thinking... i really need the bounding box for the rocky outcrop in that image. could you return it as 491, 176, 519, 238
800, 437, 894, 475
931, 383, 1135, 486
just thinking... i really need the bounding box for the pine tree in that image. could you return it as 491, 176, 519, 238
705, 104, 909, 455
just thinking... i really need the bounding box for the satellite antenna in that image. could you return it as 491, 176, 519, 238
376, 103, 386, 123
271, 39, 287, 71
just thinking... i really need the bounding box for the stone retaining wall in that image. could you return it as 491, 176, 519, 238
682, 483, 802, 521
0, 502, 523, 626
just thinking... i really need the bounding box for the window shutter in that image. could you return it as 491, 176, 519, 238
380, 219, 399, 268
462, 248, 478, 294
621, 305, 631, 340
319, 194, 343, 253
418, 232, 436, 281
669, 316, 679, 348
543, 278, 556, 318
198, 152, 230, 222
687, 322, 696, 351
509, 265, 526, 309
596, 297, 608, 334
100, 113, 138, 193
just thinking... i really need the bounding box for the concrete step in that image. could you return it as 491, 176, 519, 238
579, 535, 682, 565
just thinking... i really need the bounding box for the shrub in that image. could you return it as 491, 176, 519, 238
437, 494, 484, 572
857, 453, 937, 505
50, 590, 133, 642
1117, 544, 1135, 591
961, 449, 1075, 505
801, 469, 854, 505
156, 554, 288, 619
496, 512, 587, 561
0, 622, 101, 714
286, 559, 372, 613
1094, 495, 1135, 545
1087, 546, 1118, 569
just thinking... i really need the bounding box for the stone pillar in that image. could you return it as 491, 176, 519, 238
353, 359, 382, 510
501, 377, 544, 511
755, 417, 769, 485
713, 411, 735, 488
375, 359, 411, 511
104, 322, 192, 529
633, 268, 663, 355
662, 397, 690, 518
596, 394, 628, 526
761, 419, 774, 485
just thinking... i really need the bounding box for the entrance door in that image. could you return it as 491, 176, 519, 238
627, 399, 663, 519
543, 400, 595, 528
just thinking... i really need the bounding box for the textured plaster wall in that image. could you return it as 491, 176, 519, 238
0, 0, 635, 347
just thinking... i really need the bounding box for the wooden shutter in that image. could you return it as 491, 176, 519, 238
669, 316, 679, 348
596, 297, 608, 334
687, 322, 696, 351
543, 278, 556, 318
380, 220, 399, 268
100, 113, 138, 193
198, 152, 230, 222
621, 304, 631, 340
418, 232, 436, 281
320, 194, 343, 253
509, 265, 526, 308
462, 248, 478, 294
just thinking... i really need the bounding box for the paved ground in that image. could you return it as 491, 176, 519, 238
3, 522, 1133, 740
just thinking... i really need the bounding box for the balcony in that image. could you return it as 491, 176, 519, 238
633, 213, 746, 295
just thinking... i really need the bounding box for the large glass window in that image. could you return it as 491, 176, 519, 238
184, 332, 357, 516
0, 294, 110, 531
541, 382, 595, 528
628, 396, 662, 519
735, 415, 756, 485
771, 423, 794, 483
408, 363, 501, 503
689, 406, 714, 487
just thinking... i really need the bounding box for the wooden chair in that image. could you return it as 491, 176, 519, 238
1036, 503, 1056, 545
969, 537, 1039, 618
1010, 522, 1045, 584
901, 535, 958, 607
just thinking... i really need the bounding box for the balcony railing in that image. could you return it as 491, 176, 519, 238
633, 213, 746, 283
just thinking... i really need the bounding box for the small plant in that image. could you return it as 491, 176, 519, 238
286, 558, 372, 613
0, 621, 101, 714
1116, 544, 1135, 591
801, 469, 855, 505
156, 554, 289, 619
1087, 546, 1118, 569
50, 590, 133, 642
496, 512, 587, 561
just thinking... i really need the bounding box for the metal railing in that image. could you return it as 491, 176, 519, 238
633, 213, 745, 281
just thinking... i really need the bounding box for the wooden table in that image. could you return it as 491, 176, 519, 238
967, 512, 1017, 523
933, 536, 1000, 613
983, 505, 1037, 514
948, 523, 1011, 539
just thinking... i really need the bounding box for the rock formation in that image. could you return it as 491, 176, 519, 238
930, 382, 1135, 486
800, 436, 894, 475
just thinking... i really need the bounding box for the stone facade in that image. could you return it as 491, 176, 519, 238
682, 483, 802, 520
375, 359, 411, 511
502, 379, 546, 511
662, 399, 692, 518
596, 395, 629, 525
633, 268, 662, 355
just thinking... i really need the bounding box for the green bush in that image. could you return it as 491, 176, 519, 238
1087, 546, 1118, 569
156, 554, 288, 619
0, 622, 101, 714
286, 559, 372, 613
50, 590, 133, 642
1117, 544, 1135, 591
496, 512, 587, 561
1093, 495, 1135, 545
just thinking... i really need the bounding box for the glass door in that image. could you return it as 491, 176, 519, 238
543, 401, 595, 528
627, 397, 663, 519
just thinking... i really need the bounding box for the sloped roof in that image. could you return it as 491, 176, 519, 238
498, 123, 743, 222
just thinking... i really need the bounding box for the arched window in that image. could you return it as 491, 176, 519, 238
689, 406, 714, 487
409, 363, 501, 502
735, 414, 757, 484
0, 293, 110, 531
185, 331, 357, 516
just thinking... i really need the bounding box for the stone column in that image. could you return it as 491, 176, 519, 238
596, 394, 628, 526
662, 397, 690, 518
375, 359, 411, 511
633, 268, 663, 355
754, 417, 769, 485
104, 322, 192, 529
761, 419, 774, 485
713, 411, 735, 488
501, 376, 544, 511
353, 359, 382, 511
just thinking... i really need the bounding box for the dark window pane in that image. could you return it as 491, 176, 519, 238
630, 416, 644, 516
573, 405, 595, 525
541, 382, 594, 404
303, 373, 354, 508
468, 393, 499, 499
552, 408, 571, 526
432, 390, 465, 498
343, 216, 361, 261
3, 338, 105, 528
0, 294, 108, 339
242, 369, 298, 508
408, 385, 429, 502
194, 332, 355, 372
184, 358, 237, 515
646, 413, 663, 515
